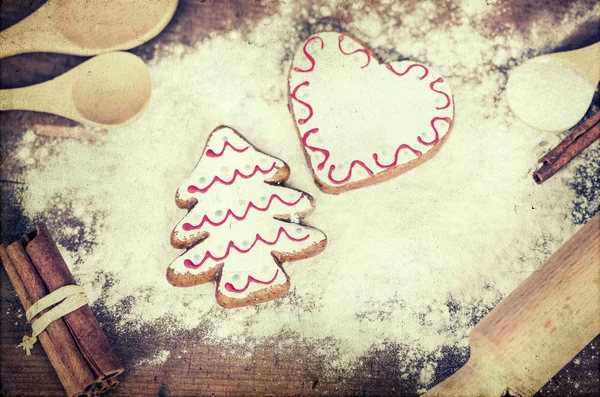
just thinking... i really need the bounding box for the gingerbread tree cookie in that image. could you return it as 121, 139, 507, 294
167, 126, 327, 308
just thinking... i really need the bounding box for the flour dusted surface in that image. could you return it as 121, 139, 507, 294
13, 0, 600, 390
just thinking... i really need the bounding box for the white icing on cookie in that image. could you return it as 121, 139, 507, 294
172, 179, 313, 247
289, 32, 454, 190
168, 126, 327, 305
175, 128, 286, 206
170, 220, 324, 299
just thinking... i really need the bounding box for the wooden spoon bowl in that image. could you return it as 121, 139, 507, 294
507, 42, 600, 132
0, 52, 152, 129
71, 53, 152, 126
0, 0, 179, 58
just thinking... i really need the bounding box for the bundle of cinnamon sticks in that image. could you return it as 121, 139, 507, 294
533, 109, 600, 184
0, 224, 123, 397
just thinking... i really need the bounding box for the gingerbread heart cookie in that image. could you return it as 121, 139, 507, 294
288, 32, 455, 194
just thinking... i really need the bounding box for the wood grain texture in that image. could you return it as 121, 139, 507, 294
1, 1, 600, 396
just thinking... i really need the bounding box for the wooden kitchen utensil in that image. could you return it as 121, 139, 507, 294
507, 42, 600, 132
424, 213, 600, 396
0, 52, 152, 129
0, 0, 178, 59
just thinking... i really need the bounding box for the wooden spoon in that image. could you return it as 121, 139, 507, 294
507, 42, 600, 133
424, 213, 600, 396
0, 52, 152, 129
0, 0, 178, 59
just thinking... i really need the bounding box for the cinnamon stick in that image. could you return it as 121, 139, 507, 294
0, 224, 123, 396
533, 110, 600, 184
25, 224, 124, 382
0, 242, 95, 397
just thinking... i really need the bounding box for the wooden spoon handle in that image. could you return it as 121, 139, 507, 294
552, 42, 600, 87
0, 81, 64, 113
0, 86, 42, 112
0, 5, 55, 59
426, 214, 600, 396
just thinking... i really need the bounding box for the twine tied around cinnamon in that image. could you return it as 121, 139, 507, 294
18, 285, 89, 355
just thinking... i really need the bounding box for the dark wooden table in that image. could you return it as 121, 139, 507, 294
1, 1, 599, 396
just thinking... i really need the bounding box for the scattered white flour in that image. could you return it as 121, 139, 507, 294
135, 350, 171, 367
9, 0, 600, 389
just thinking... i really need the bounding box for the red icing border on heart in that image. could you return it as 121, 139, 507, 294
293, 36, 324, 73
301, 128, 330, 170
338, 35, 371, 68
386, 63, 429, 80
430, 78, 452, 110
290, 81, 313, 125
289, 33, 454, 187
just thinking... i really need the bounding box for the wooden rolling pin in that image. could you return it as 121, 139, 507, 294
425, 213, 600, 396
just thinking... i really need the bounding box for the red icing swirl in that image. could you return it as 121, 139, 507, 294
188, 162, 278, 194
373, 145, 423, 168
417, 117, 452, 146
429, 78, 451, 110
224, 269, 280, 293
337, 35, 371, 68
183, 227, 310, 269
206, 141, 249, 157
386, 63, 429, 80
301, 128, 330, 171
293, 36, 324, 73
328, 161, 374, 184
291, 81, 313, 125
182, 193, 305, 231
